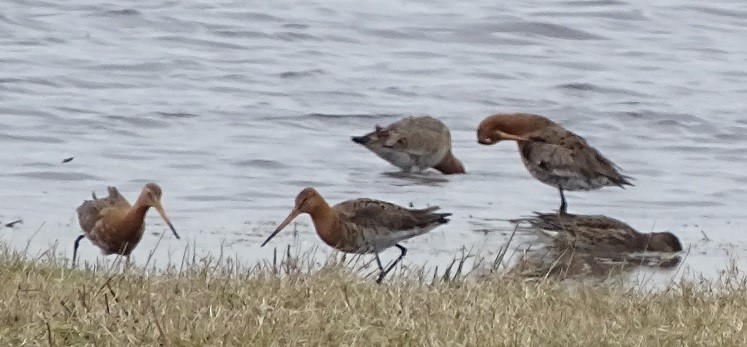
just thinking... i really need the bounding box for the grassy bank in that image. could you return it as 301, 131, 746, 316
0, 245, 745, 346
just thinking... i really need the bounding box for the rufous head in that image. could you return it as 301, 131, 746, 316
261, 187, 324, 247
292, 187, 325, 213
476, 114, 534, 145
646, 232, 682, 252
140, 183, 180, 240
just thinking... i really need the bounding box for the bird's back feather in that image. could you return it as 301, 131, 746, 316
76, 187, 131, 236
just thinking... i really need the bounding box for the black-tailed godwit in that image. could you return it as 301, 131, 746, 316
353, 116, 465, 174
477, 113, 632, 213
261, 187, 451, 283
73, 183, 180, 263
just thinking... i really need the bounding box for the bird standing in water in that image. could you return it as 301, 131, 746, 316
352, 116, 465, 174
477, 113, 632, 214
74, 183, 180, 263
261, 187, 451, 283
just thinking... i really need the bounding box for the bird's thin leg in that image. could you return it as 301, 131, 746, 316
374, 252, 385, 272
72, 235, 85, 264
376, 244, 408, 284
558, 187, 568, 214
384, 244, 408, 275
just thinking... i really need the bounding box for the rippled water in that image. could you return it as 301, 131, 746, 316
2, 0, 746, 280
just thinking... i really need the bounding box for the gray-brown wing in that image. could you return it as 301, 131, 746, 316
520, 127, 631, 185
333, 198, 450, 232
535, 213, 635, 233
532, 213, 636, 248
386, 116, 449, 155
76, 187, 130, 234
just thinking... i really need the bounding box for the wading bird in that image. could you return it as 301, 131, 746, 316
477, 113, 632, 213
352, 116, 465, 174
523, 212, 682, 253
73, 183, 180, 263
261, 187, 451, 283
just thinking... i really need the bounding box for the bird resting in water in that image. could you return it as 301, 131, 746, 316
352, 115, 465, 174
477, 113, 632, 213
522, 212, 682, 254
74, 183, 180, 263
261, 187, 451, 283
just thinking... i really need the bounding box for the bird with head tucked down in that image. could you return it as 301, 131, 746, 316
477, 113, 632, 214
353, 116, 465, 175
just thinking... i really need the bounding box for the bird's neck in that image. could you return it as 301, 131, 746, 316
124, 198, 150, 234
307, 201, 341, 248
495, 114, 554, 137
433, 149, 465, 174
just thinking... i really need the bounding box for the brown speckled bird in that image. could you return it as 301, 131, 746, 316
352, 116, 465, 174
524, 212, 682, 253
477, 113, 632, 213
74, 183, 180, 263
261, 187, 451, 283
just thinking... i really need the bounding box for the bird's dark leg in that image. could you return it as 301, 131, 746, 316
72, 235, 85, 264
376, 244, 408, 284
374, 252, 385, 272
558, 187, 568, 214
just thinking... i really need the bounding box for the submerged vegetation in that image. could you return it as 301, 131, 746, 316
0, 242, 745, 345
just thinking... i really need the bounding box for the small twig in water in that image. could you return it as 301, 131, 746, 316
700, 230, 711, 242
493, 224, 519, 270
4, 219, 23, 228
23, 222, 46, 256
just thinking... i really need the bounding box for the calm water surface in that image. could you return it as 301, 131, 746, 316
1, 0, 746, 280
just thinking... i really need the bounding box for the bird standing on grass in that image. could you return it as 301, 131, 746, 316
74, 183, 180, 263
261, 187, 451, 283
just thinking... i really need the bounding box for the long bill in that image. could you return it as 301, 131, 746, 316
261, 207, 301, 247
153, 201, 180, 240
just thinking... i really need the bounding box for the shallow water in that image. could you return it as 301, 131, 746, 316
1, 0, 746, 281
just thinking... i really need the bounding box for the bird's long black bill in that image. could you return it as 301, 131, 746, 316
261, 207, 301, 247
351, 135, 369, 144
153, 203, 180, 240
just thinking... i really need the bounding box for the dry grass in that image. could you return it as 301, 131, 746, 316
1, 244, 746, 346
